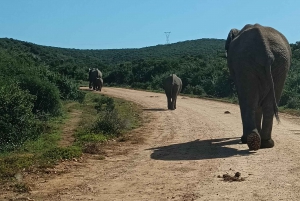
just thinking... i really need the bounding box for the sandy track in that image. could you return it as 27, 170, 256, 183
17, 87, 300, 200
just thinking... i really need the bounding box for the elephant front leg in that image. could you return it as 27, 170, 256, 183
171, 85, 179, 110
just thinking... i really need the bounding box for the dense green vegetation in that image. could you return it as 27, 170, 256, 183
0, 39, 86, 152
0, 91, 141, 180
1, 37, 300, 153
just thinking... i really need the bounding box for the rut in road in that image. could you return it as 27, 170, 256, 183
12, 87, 300, 201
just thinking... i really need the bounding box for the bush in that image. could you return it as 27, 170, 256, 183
41, 146, 82, 161
18, 75, 62, 117
183, 84, 206, 96
286, 97, 300, 109
91, 110, 126, 136
46, 71, 86, 102
0, 80, 40, 151
182, 84, 194, 94
94, 96, 115, 112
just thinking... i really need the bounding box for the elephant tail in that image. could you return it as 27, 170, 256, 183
268, 64, 280, 123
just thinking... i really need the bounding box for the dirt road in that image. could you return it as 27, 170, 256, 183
19, 87, 300, 200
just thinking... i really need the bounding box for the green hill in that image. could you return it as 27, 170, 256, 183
0, 37, 229, 96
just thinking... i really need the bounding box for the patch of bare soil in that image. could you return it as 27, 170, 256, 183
58, 109, 82, 147
3, 87, 300, 201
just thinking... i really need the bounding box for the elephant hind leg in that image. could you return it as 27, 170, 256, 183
260, 92, 276, 148
167, 97, 172, 110
247, 132, 261, 151
172, 85, 180, 110
260, 139, 274, 149
255, 107, 262, 133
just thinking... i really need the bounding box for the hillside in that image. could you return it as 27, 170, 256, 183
1, 37, 300, 106
0, 38, 225, 65
0, 37, 229, 97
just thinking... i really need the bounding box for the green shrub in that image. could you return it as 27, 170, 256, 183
182, 84, 194, 94
94, 96, 115, 112
18, 75, 62, 117
0, 80, 40, 151
91, 110, 126, 136
183, 84, 206, 96
41, 146, 82, 161
76, 131, 107, 143
0, 154, 34, 178
286, 97, 300, 109
46, 71, 86, 102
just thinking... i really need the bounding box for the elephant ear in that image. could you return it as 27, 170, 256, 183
225, 29, 240, 53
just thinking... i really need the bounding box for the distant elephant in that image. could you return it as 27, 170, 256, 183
94, 77, 103, 91
88, 68, 103, 91
225, 24, 291, 150
163, 74, 182, 110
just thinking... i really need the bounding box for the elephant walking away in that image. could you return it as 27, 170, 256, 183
163, 74, 182, 110
225, 24, 291, 150
95, 77, 103, 91
88, 68, 103, 91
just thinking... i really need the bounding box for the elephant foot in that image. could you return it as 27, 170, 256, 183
241, 135, 247, 144
247, 132, 261, 151
260, 139, 274, 149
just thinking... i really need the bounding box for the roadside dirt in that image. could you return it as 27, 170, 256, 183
3, 87, 300, 201
58, 109, 82, 147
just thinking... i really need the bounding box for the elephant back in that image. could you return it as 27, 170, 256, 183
228, 24, 291, 70
171, 74, 182, 86
163, 74, 182, 88
91, 69, 102, 79
96, 69, 103, 78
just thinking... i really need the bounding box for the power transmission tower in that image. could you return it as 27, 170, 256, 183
164, 32, 171, 44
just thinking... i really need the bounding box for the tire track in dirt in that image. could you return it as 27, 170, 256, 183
59, 109, 82, 147
9, 87, 300, 201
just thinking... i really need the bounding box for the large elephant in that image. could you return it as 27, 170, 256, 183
225, 24, 291, 150
163, 74, 182, 110
88, 68, 103, 91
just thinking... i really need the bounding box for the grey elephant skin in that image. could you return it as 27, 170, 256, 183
225, 24, 291, 150
89, 68, 103, 91
163, 74, 182, 110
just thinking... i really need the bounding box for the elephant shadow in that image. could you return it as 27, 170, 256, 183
143, 108, 168, 111
147, 137, 253, 161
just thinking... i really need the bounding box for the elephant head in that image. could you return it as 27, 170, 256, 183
225, 28, 240, 57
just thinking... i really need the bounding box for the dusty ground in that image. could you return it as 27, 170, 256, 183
3, 87, 300, 201
59, 109, 82, 147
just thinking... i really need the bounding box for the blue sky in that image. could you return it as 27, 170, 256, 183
1, 0, 299, 49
